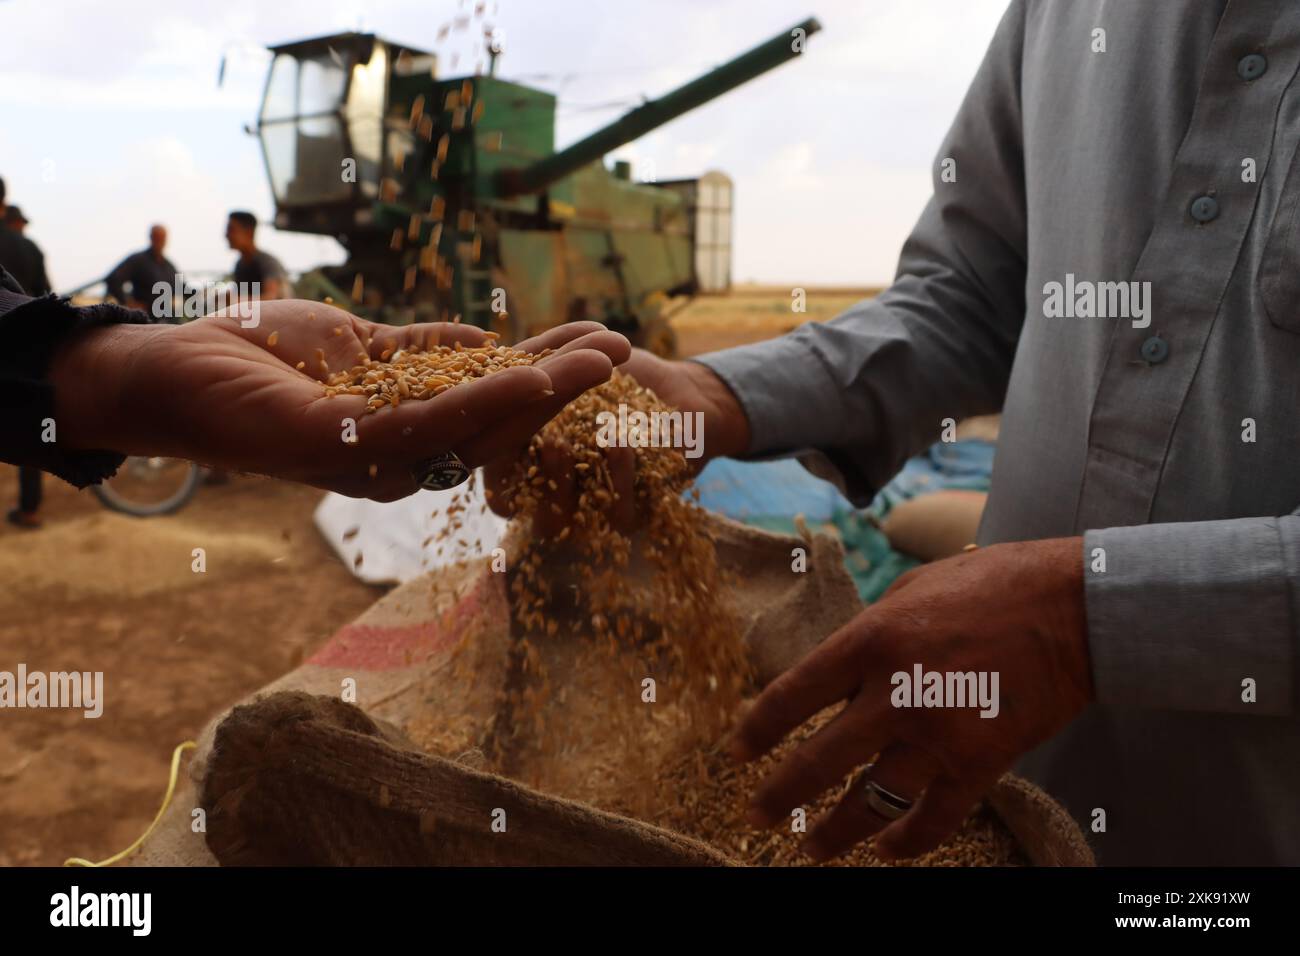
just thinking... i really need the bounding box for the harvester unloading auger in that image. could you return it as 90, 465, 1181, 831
250, 17, 821, 354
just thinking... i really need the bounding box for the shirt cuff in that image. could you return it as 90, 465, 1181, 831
1083, 518, 1297, 716
692, 327, 866, 457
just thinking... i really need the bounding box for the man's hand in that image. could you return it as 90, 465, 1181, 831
731, 536, 1092, 862
482, 347, 751, 535
49, 301, 630, 500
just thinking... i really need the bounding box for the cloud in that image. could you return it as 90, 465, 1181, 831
735, 156, 933, 286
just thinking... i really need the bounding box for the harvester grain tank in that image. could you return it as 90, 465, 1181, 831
253, 17, 821, 352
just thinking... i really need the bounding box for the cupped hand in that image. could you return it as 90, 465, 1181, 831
730, 537, 1092, 862
51, 300, 630, 500
481, 346, 751, 536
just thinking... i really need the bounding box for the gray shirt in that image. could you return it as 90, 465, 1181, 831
697, 0, 1300, 865
233, 249, 290, 296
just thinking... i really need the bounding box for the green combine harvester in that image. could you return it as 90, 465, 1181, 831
252, 16, 820, 354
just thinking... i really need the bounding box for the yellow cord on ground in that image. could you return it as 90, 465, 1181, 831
64, 740, 198, 867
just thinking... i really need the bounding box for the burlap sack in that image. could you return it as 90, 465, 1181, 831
125, 513, 1092, 867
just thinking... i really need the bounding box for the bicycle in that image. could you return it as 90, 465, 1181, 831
91, 457, 206, 517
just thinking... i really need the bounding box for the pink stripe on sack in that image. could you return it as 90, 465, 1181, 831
308, 574, 492, 670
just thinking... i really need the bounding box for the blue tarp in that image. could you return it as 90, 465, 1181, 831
690, 440, 996, 603
693, 457, 849, 522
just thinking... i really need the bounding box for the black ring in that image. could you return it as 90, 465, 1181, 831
412, 452, 470, 490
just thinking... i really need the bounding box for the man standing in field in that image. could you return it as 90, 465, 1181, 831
226, 210, 289, 303
4, 205, 31, 236
0, 182, 50, 299
106, 225, 182, 314
0, 179, 52, 528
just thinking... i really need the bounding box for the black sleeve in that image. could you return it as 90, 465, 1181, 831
165, 258, 190, 298
264, 254, 287, 282
105, 254, 132, 304
31, 247, 51, 297
0, 266, 155, 487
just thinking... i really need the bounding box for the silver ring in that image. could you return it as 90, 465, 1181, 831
863, 778, 914, 821
412, 452, 470, 490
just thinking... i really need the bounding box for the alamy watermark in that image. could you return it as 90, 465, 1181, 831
890, 664, 999, 719
1043, 273, 1151, 328
50, 886, 150, 936
595, 404, 704, 459
0, 663, 103, 718
149, 275, 263, 328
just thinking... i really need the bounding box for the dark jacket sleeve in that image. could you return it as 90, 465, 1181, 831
30, 246, 51, 297
0, 266, 154, 486
105, 253, 133, 304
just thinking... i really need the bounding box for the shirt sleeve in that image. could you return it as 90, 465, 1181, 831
693, 0, 1028, 504
263, 254, 287, 282
31, 246, 50, 297
105, 255, 131, 304
164, 258, 186, 295
1083, 516, 1300, 716
0, 266, 153, 486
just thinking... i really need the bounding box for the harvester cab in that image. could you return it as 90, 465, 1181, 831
257, 33, 429, 225
252, 18, 820, 353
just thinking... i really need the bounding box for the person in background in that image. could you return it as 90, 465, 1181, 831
106, 225, 181, 315
0, 179, 52, 529
226, 211, 288, 303
4, 205, 29, 235
0, 181, 50, 298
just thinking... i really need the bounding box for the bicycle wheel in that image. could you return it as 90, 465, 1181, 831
91, 457, 204, 517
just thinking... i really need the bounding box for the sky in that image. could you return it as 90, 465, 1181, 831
0, 0, 1007, 292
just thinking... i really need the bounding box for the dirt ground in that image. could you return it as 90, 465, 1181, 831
0, 471, 380, 866
0, 286, 876, 867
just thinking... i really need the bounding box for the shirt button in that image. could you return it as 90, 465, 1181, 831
1190, 194, 1219, 223
1141, 335, 1170, 364
1238, 53, 1268, 81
